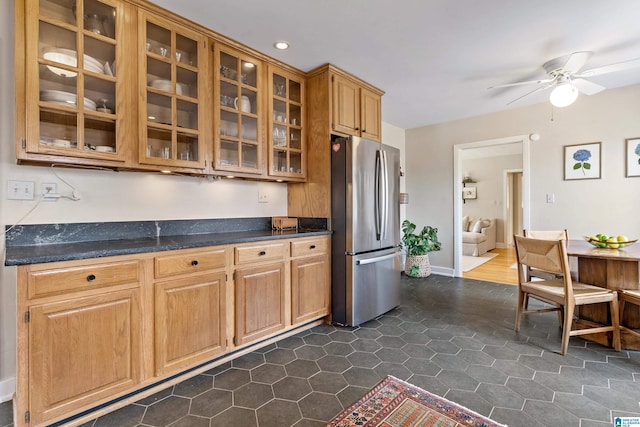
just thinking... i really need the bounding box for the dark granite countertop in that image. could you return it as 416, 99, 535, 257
5, 217, 331, 266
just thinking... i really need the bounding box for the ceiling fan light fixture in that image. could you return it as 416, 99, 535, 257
549, 82, 579, 107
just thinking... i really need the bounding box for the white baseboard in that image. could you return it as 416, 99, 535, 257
0, 377, 15, 403
430, 266, 454, 277
496, 242, 507, 249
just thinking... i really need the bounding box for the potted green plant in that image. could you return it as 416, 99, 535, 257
401, 219, 442, 277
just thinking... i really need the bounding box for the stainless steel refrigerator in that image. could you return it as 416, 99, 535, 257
331, 136, 401, 326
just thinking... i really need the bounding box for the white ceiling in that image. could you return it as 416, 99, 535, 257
152, 0, 640, 129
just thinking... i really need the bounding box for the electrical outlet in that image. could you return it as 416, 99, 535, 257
258, 190, 268, 203
7, 180, 35, 200
42, 182, 57, 195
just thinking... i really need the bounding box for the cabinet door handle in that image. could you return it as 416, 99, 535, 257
310, 245, 316, 249
355, 127, 360, 131
191, 260, 199, 267
259, 251, 266, 256
362, 129, 366, 133
87, 274, 96, 282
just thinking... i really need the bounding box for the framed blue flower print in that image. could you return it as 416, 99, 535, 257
625, 137, 640, 177
564, 142, 601, 180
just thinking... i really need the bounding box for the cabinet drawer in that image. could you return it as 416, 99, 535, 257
291, 237, 329, 257
155, 249, 227, 279
235, 242, 286, 265
28, 260, 140, 299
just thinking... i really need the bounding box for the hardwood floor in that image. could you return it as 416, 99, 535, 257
462, 247, 518, 285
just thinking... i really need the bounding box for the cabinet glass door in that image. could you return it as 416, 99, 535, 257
215, 48, 261, 174
140, 15, 205, 169
268, 67, 305, 179
28, 0, 125, 160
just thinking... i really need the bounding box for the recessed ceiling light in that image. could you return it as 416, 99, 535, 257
274, 41, 289, 50
244, 62, 255, 69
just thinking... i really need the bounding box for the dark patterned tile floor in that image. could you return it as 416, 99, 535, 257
2, 275, 640, 426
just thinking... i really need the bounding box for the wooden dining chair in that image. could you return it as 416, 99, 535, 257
522, 229, 569, 280
619, 289, 640, 338
514, 236, 621, 355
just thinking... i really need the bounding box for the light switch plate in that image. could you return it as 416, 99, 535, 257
8, 180, 35, 200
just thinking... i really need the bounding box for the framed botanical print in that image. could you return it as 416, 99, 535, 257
564, 142, 601, 180
625, 137, 640, 177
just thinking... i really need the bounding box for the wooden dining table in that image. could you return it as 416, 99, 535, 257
567, 239, 640, 349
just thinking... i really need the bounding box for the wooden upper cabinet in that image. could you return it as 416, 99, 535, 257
360, 87, 382, 142
332, 73, 360, 137
20, 0, 136, 164
267, 65, 306, 180
331, 70, 382, 142
138, 12, 209, 170
214, 45, 264, 175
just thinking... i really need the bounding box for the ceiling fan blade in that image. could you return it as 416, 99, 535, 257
572, 78, 606, 95
562, 51, 593, 73
506, 82, 555, 105
576, 57, 640, 78
488, 78, 552, 89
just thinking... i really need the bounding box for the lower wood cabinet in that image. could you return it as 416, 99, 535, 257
290, 236, 330, 325
291, 254, 330, 325
234, 262, 286, 346
15, 234, 329, 427
154, 272, 227, 375
28, 288, 142, 426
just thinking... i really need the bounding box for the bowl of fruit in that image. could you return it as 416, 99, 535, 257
585, 234, 637, 249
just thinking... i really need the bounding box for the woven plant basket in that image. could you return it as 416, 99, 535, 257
405, 254, 431, 277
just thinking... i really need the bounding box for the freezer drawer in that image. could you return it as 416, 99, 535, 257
340, 248, 401, 326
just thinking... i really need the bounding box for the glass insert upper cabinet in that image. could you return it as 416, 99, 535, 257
268, 66, 306, 180
139, 13, 208, 170
214, 45, 262, 175
23, 0, 133, 162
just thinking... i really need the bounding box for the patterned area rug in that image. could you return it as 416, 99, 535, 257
327, 376, 507, 427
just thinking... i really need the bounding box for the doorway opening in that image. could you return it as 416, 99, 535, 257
453, 134, 532, 279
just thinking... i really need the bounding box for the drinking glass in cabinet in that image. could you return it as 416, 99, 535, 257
220, 140, 239, 166
177, 134, 198, 161
176, 34, 197, 66
83, 0, 116, 38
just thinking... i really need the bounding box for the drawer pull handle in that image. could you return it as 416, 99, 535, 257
87, 274, 96, 282
191, 260, 199, 267
259, 251, 267, 256
310, 245, 316, 249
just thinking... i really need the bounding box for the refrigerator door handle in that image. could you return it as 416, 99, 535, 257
375, 150, 382, 240
381, 150, 389, 240
356, 252, 399, 265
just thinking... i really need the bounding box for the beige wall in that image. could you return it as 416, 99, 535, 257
406, 84, 640, 272
461, 153, 523, 244
0, 4, 406, 397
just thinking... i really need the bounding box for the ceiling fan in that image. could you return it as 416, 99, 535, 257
489, 51, 640, 107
